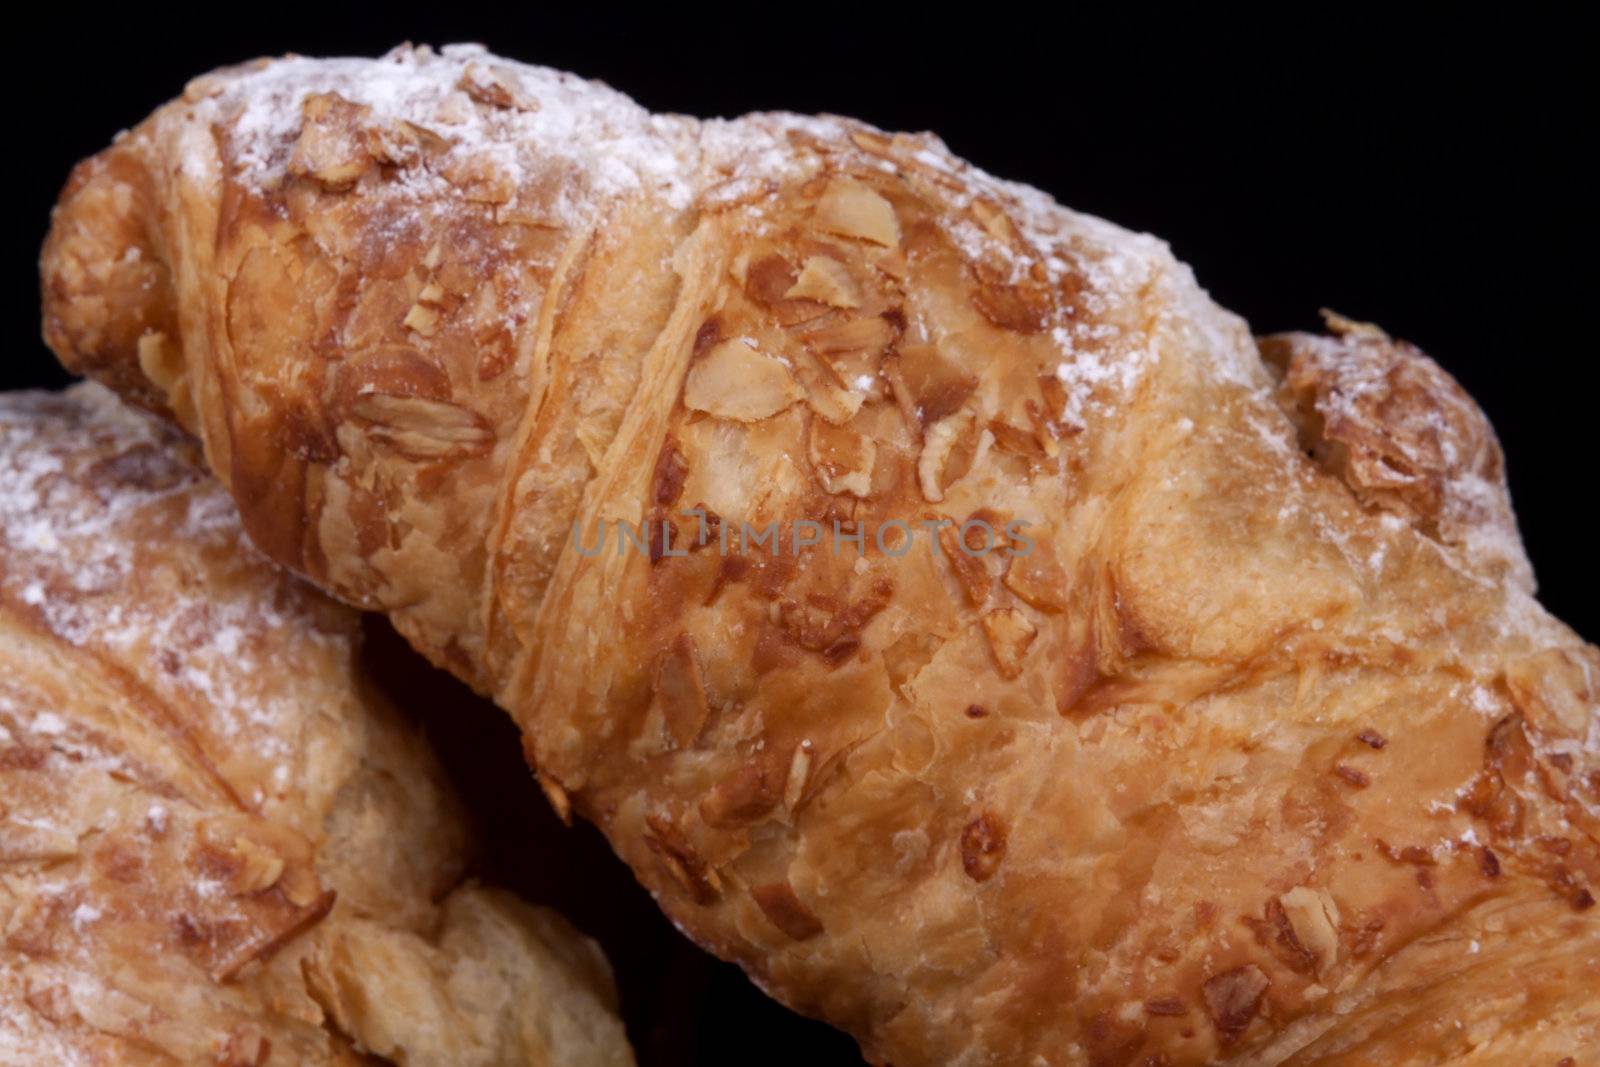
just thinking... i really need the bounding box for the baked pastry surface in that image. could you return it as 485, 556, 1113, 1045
39, 46, 1599, 1065
0, 384, 634, 1066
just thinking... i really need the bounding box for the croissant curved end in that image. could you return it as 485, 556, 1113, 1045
41, 141, 186, 423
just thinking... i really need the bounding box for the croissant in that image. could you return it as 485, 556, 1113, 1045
40, 45, 1598, 1066
0, 384, 633, 1066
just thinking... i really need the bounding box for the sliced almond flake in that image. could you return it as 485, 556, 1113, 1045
1003, 537, 1068, 613
808, 420, 877, 497
981, 608, 1036, 679
896, 343, 975, 426
1279, 887, 1342, 974
785, 256, 862, 308
683, 339, 804, 422
745, 253, 797, 304
917, 409, 979, 503
939, 523, 993, 607
815, 178, 901, 247
230, 836, 286, 895
783, 741, 814, 812
459, 61, 540, 111
969, 197, 1024, 246
801, 316, 894, 391
286, 92, 373, 188
987, 419, 1044, 458
402, 301, 440, 336
797, 361, 867, 426
350, 393, 494, 459
654, 634, 710, 749
848, 129, 894, 156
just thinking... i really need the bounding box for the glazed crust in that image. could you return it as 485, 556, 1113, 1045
40, 45, 1599, 1065
0, 385, 633, 1066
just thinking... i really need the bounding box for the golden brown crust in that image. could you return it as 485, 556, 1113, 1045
39, 45, 1598, 1065
0, 385, 633, 1066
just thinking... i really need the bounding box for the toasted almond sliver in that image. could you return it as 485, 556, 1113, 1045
939, 524, 993, 607
969, 197, 1023, 246
287, 92, 373, 188
684, 339, 804, 422
402, 301, 440, 336
917, 410, 978, 503
797, 363, 866, 426
808, 420, 877, 497
230, 836, 286, 896
350, 393, 495, 460
1003, 537, 1067, 613
655, 634, 710, 749
460, 62, 539, 111
783, 741, 814, 812
981, 608, 1036, 679
815, 178, 901, 247
785, 256, 862, 308
1279, 886, 1342, 974
896, 343, 975, 426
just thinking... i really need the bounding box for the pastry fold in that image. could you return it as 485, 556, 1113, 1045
0, 384, 633, 1066
40, 45, 1598, 1065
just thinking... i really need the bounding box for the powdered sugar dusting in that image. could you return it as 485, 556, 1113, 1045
0, 384, 350, 767
164, 44, 1203, 433
185, 43, 697, 226
0, 385, 351, 1064
0, 969, 90, 1067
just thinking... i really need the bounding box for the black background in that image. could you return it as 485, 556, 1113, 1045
5, 12, 1593, 1065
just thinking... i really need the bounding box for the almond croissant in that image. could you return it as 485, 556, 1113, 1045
40, 45, 1598, 1066
0, 384, 633, 1066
